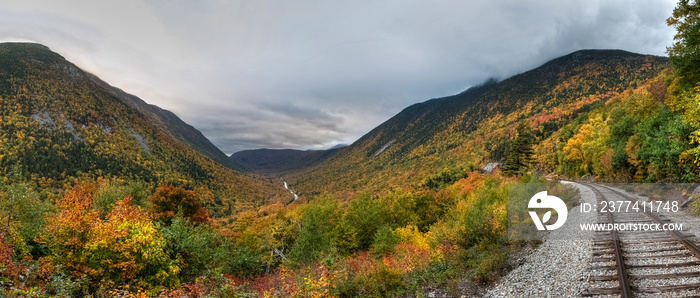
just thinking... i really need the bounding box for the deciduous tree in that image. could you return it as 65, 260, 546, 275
667, 0, 700, 86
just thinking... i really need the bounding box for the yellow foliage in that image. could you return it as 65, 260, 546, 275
562, 114, 610, 174
395, 225, 430, 250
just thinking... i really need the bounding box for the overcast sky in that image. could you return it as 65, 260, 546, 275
1, 0, 677, 154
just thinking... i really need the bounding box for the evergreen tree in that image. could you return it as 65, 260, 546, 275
502, 121, 534, 176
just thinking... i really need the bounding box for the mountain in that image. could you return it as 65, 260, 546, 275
0, 42, 281, 215
99, 83, 236, 168
231, 148, 340, 178
274, 50, 670, 198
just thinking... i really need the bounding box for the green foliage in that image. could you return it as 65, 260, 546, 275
345, 193, 386, 251
355, 263, 405, 298
0, 179, 53, 257
371, 226, 398, 257
221, 246, 263, 278
422, 167, 468, 189
45, 272, 85, 297
459, 177, 507, 248
288, 197, 340, 264
331, 218, 359, 257
667, 0, 700, 86
502, 121, 535, 176
667, 83, 700, 174
465, 241, 507, 283
634, 107, 692, 181
160, 217, 219, 281
93, 179, 150, 217
608, 115, 636, 176
380, 191, 444, 231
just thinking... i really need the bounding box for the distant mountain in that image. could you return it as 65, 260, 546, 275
231, 148, 340, 177
0, 42, 280, 214
277, 49, 670, 198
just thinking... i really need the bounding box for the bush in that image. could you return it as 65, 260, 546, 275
355, 263, 405, 297
371, 226, 397, 257
45, 272, 85, 297
93, 179, 150, 217
39, 185, 180, 288
468, 242, 506, 283
221, 246, 263, 278
160, 218, 218, 281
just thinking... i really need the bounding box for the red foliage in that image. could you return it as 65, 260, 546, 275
344, 252, 375, 276
383, 243, 431, 274
0, 232, 25, 283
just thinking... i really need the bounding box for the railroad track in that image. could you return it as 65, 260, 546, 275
581, 183, 700, 297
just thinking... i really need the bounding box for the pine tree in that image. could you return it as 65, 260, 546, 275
502, 121, 534, 176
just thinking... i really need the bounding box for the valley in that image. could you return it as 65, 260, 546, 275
0, 2, 699, 295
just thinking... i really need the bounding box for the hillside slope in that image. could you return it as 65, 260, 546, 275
101, 82, 237, 168
0, 42, 280, 215
281, 50, 670, 198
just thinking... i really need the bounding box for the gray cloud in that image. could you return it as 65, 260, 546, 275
1, 0, 677, 154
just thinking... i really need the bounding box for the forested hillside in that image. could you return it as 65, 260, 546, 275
0, 1, 699, 295
281, 49, 670, 199
0, 43, 281, 216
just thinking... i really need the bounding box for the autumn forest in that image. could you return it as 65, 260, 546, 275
1, 1, 700, 297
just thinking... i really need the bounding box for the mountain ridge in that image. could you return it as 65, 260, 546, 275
0, 42, 281, 214
1, 42, 235, 168
264, 49, 670, 198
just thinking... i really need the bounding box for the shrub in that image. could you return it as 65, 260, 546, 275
160, 217, 218, 281
84, 197, 180, 287
39, 185, 180, 288
345, 193, 385, 251
93, 179, 150, 217
221, 246, 263, 278
355, 263, 404, 297
371, 226, 397, 258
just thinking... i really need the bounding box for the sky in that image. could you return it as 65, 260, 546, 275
1, 0, 678, 154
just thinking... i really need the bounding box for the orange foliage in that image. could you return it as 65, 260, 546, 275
150, 184, 210, 224
86, 197, 180, 286
39, 184, 180, 287
38, 184, 99, 277
451, 172, 484, 197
